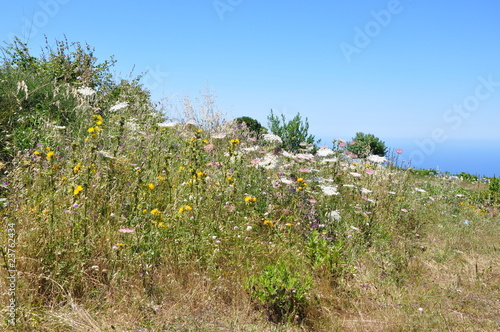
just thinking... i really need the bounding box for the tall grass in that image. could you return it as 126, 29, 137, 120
1, 39, 499, 331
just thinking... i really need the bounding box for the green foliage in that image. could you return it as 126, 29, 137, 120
235, 116, 266, 137
412, 168, 439, 176
458, 172, 479, 182
245, 260, 312, 323
306, 231, 346, 278
488, 177, 500, 193
267, 110, 316, 152
347, 132, 387, 158
0, 37, 137, 162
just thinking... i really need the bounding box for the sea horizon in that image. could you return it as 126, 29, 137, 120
317, 136, 499, 178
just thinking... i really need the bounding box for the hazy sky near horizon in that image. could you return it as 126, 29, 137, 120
2, 0, 500, 144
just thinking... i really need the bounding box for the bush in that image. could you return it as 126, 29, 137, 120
347, 132, 387, 158
267, 110, 316, 152
245, 260, 312, 323
235, 116, 266, 138
458, 172, 479, 182
0, 37, 117, 161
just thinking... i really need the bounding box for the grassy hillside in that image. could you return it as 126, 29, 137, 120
1, 39, 499, 331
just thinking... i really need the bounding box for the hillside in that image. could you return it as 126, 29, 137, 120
1, 39, 499, 331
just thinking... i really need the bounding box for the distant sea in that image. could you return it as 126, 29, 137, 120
317, 136, 499, 178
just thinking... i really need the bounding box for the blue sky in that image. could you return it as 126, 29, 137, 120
2, 0, 500, 175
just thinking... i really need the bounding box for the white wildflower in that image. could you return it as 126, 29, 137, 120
316, 147, 334, 157
367, 154, 387, 164
77, 86, 96, 96
211, 132, 227, 139
242, 146, 260, 152
361, 188, 372, 194
295, 153, 315, 161
110, 101, 129, 112
321, 157, 338, 164
97, 150, 115, 159
262, 134, 283, 145
349, 172, 362, 177
415, 188, 427, 193
258, 154, 281, 169
53, 125, 66, 130
281, 150, 295, 158
350, 226, 360, 231
157, 122, 178, 128
327, 210, 341, 222
280, 178, 293, 185
125, 121, 139, 131
319, 185, 339, 196
185, 119, 196, 126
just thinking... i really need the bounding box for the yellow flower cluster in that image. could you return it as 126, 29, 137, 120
178, 205, 192, 213
73, 163, 82, 174
73, 185, 83, 196
87, 114, 104, 139
296, 178, 307, 191
245, 195, 257, 203
263, 220, 274, 227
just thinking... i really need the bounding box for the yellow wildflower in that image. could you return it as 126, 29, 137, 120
87, 127, 95, 133
245, 195, 257, 203
46, 151, 55, 160
264, 220, 274, 227
73, 185, 83, 196
148, 183, 155, 190
151, 209, 161, 215
34, 150, 40, 155
73, 163, 82, 174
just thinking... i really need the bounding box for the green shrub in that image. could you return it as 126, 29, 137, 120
457, 172, 479, 182
235, 116, 266, 137
267, 110, 317, 152
412, 168, 439, 176
347, 132, 387, 158
245, 260, 312, 323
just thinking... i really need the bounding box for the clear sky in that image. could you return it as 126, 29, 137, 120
2, 0, 500, 175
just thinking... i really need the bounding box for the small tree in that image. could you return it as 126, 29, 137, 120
347, 132, 387, 158
267, 110, 316, 152
235, 116, 266, 138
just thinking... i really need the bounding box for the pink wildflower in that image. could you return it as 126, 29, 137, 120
396, 149, 403, 154
119, 228, 135, 233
